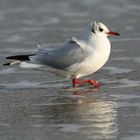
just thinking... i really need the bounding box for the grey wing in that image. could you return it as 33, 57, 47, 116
30, 41, 89, 69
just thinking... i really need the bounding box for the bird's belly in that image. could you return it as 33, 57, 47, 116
67, 51, 110, 78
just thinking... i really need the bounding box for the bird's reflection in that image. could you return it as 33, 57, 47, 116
35, 90, 119, 140
62, 85, 99, 95
80, 99, 118, 139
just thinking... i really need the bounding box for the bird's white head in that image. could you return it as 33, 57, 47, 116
91, 21, 120, 37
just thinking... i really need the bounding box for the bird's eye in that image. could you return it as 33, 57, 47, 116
99, 27, 103, 32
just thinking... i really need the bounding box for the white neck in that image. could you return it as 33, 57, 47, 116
88, 32, 111, 69
79, 31, 111, 54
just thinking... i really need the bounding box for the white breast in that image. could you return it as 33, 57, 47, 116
67, 36, 111, 78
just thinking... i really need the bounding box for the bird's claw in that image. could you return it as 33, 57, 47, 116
72, 79, 100, 89
87, 80, 100, 89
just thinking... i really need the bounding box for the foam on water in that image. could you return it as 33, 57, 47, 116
111, 79, 140, 88
112, 57, 132, 61
0, 68, 16, 74
51, 124, 86, 133
122, 135, 140, 140
103, 66, 133, 74
2, 81, 40, 89
134, 57, 140, 63
2, 35, 26, 43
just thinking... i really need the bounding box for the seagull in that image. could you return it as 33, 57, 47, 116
3, 21, 120, 88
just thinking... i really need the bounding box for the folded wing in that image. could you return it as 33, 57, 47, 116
30, 41, 90, 70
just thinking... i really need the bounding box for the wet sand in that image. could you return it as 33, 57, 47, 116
0, 0, 140, 140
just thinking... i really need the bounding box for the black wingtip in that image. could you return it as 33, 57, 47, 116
6, 56, 12, 59
3, 62, 11, 66
6, 54, 35, 60
6, 55, 22, 60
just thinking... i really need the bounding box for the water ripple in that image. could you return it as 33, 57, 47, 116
103, 66, 133, 74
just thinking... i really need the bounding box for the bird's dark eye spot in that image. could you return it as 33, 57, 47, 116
91, 27, 95, 33
99, 27, 103, 32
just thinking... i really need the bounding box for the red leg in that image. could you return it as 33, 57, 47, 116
72, 79, 76, 88
72, 79, 100, 89
85, 79, 100, 89
72, 78, 85, 87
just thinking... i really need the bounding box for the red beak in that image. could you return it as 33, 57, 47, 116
106, 31, 120, 36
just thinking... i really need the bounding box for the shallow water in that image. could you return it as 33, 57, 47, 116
0, 0, 140, 140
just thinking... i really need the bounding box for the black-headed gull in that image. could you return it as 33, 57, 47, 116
3, 21, 120, 88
